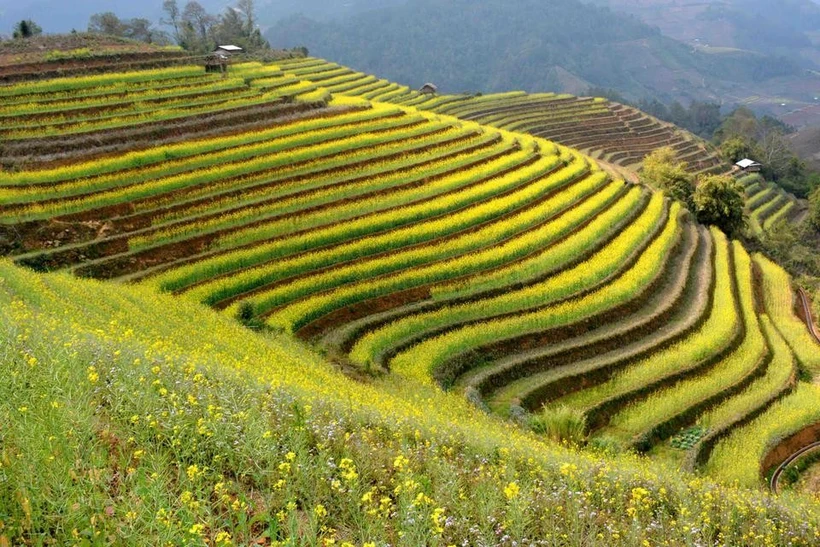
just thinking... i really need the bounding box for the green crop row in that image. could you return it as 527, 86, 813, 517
350, 194, 671, 377
762, 201, 796, 231
0, 74, 218, 107
698, 315, 795, 443
128, 126, 499, 251
209, 144, 534, 252
140, 135, 512, 290
145, 129, 493, 228
248, 173, 615, 330
604, 241, 765, 446
0, 77, 249, 118
1, 104, 398, 186
5, 118, 452, 221
0, 65, 206, 97
3, 89, 283, 141
551, 229, 735, 412
755, 255, 820, 376
227, 155, 591, 323
706, 381, 820, 487
0, 86, 262, 130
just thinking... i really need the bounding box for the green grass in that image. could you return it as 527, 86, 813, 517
3, 260, 819, 545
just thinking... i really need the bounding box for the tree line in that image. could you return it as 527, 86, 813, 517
9, 1, 271, 54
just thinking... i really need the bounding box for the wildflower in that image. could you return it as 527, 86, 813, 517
431, 507, 446, 534
214, 531, 232, 546
87, 366, 98, 384
393, 455, 409, 470
314, 504, 327, 519
186, 464, 203, 481
503, 481, 520, 500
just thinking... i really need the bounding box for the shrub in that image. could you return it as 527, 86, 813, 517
694, 174, 746, 237
531, 405, 587, 445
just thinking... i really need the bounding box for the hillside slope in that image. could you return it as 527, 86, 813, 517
2, 54, 820, 543
2, 261, 820, 544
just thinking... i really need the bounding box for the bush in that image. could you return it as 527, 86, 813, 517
530, 405, 587, 445
694, 174, 747, 237
235, 301, 263, 330
641, 147, 694, 209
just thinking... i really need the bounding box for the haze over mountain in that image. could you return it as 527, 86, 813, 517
589, 0, 820, 68
266, 0, 817, 118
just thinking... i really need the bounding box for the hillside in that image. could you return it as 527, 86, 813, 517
586, 0, 820, 121
2, 50, 820, 543
266, 0, 809, 107
5, 260, 820, 544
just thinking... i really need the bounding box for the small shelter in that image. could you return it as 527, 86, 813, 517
734, 158, 762, 173
419, 83, 438, 95
206, 46, 243, 75
215, 45, 243, 55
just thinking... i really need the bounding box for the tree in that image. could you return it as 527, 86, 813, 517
88, 12, 125, 36
237, 0, 255, 34
641, 147, 695, 209
810, 185, 820, 232
88, 13, 168, 44
183, 1, 214, 42
688, 101, 722, 138
162, 0, 182, 43
693, 174, 747, 237
13, 19, 42, 39
719, 136, 755, 164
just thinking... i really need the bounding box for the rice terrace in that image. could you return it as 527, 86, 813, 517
1, 29, 820, 547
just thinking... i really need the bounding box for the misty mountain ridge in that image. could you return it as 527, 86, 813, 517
266, 0, 810, 110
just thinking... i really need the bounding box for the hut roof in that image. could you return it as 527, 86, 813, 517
735, 158, 761, 169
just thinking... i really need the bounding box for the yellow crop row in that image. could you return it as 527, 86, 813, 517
754, 254, 820, 377
126, 122, 473, 250
706, 380, 820, 487
605, 241, 765, 444
3, 90, 283, 140
1, 104, 397, 186
0, 65, 206, 97
353, 194, 672, 379
210, 145, 531, 251
4, 118, 450, 221
553, 229, 736, 411
234, 155, 586, 325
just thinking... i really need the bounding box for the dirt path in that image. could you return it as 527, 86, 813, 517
596, 157, 641, 185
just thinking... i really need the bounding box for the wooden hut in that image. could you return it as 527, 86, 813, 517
206, 46, 243, 75
419, 83, 438, 95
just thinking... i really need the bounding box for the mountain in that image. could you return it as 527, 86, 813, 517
266, 0, 805, 107
588, 0, 820, 67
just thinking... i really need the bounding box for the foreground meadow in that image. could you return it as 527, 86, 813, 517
1, 261, 819, 546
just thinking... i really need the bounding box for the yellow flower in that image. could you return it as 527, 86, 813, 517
313, 504, 327, 519
503, 481, 520, 500
186, 464, 203, 481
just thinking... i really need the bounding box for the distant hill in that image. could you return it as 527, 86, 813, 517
265, 0, 805, 106
588, 0, 820, 67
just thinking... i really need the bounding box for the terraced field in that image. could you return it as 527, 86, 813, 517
2, 56, 819, 493
740, 173, 809, 234
263, 58, 727, 178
